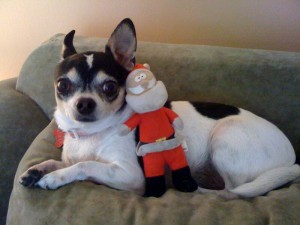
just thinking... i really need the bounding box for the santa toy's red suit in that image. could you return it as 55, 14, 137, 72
124, 107, 189, 178
119, 64, 198, 197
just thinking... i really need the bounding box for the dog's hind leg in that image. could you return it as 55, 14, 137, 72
207, 110, 299, 198
198, 165, 300, 199
228, 164, 300, 198
19, 160, 66, 187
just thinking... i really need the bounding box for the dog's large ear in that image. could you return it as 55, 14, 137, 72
106, 18, 137, 71
61, 30, 77, 59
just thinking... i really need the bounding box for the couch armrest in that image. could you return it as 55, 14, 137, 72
0, 78, 49, 224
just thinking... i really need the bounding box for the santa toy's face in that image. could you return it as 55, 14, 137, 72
126, 69, 156, 95
125, 65, 168, 113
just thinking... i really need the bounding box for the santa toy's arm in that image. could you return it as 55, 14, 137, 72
163, 107, 184, 130
118, 113, 141, 136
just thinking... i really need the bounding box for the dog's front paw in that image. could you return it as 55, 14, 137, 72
37, 172, 64, 190
19, 169, 43, 188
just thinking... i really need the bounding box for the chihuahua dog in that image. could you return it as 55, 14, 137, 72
20, 18, 300, 198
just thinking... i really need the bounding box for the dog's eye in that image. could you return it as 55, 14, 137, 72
102, 81, 119, 96
57, 79, 71, 93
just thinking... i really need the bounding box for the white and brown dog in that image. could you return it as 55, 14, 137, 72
20, 18, 300, 198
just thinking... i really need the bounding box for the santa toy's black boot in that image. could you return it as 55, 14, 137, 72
144, 175, 166, 197
172, 166, 198, 192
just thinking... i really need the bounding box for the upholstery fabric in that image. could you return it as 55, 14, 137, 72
0, 78, 49, 224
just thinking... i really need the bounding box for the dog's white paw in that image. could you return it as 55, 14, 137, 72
37, 172, 65, 190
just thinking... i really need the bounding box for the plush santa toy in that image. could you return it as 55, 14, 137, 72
119, 64, 198, 197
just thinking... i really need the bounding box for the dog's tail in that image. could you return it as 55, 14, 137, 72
229, 164, 300, 198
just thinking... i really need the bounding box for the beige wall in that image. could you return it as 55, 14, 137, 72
1, 0, 300, 81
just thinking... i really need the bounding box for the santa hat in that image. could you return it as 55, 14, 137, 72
131, 63, 150, 72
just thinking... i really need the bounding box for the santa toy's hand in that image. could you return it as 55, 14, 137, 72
172, 117, 184, 130
118, 124, 131, 136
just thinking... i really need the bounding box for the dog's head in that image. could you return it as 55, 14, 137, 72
54, 19, 136, 129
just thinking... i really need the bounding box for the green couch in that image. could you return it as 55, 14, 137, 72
2, 33, 300, 225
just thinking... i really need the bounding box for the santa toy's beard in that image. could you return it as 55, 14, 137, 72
126, 81, 168, 113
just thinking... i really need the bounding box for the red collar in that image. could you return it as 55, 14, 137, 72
53, 129, 65, 148
53, 128, 95, 148
67, 129, 92, 139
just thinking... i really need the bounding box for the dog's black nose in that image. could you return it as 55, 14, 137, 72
76, 98, 96, 115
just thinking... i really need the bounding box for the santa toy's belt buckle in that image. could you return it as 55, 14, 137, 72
156, 137, 166, 142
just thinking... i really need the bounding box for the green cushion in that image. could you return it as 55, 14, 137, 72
0, 78, 49, 224
7, 120, 300, 224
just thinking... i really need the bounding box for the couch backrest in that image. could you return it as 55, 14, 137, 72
16, 34, 300, 156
